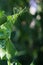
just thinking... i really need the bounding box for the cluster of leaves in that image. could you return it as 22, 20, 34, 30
0, 8, 26, 65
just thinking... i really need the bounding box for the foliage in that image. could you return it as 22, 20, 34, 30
0, 0, 43, 65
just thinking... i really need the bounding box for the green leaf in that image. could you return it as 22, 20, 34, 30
0, 10, 7, 25
0, 48, 6, 59
6, 39, 16, 60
